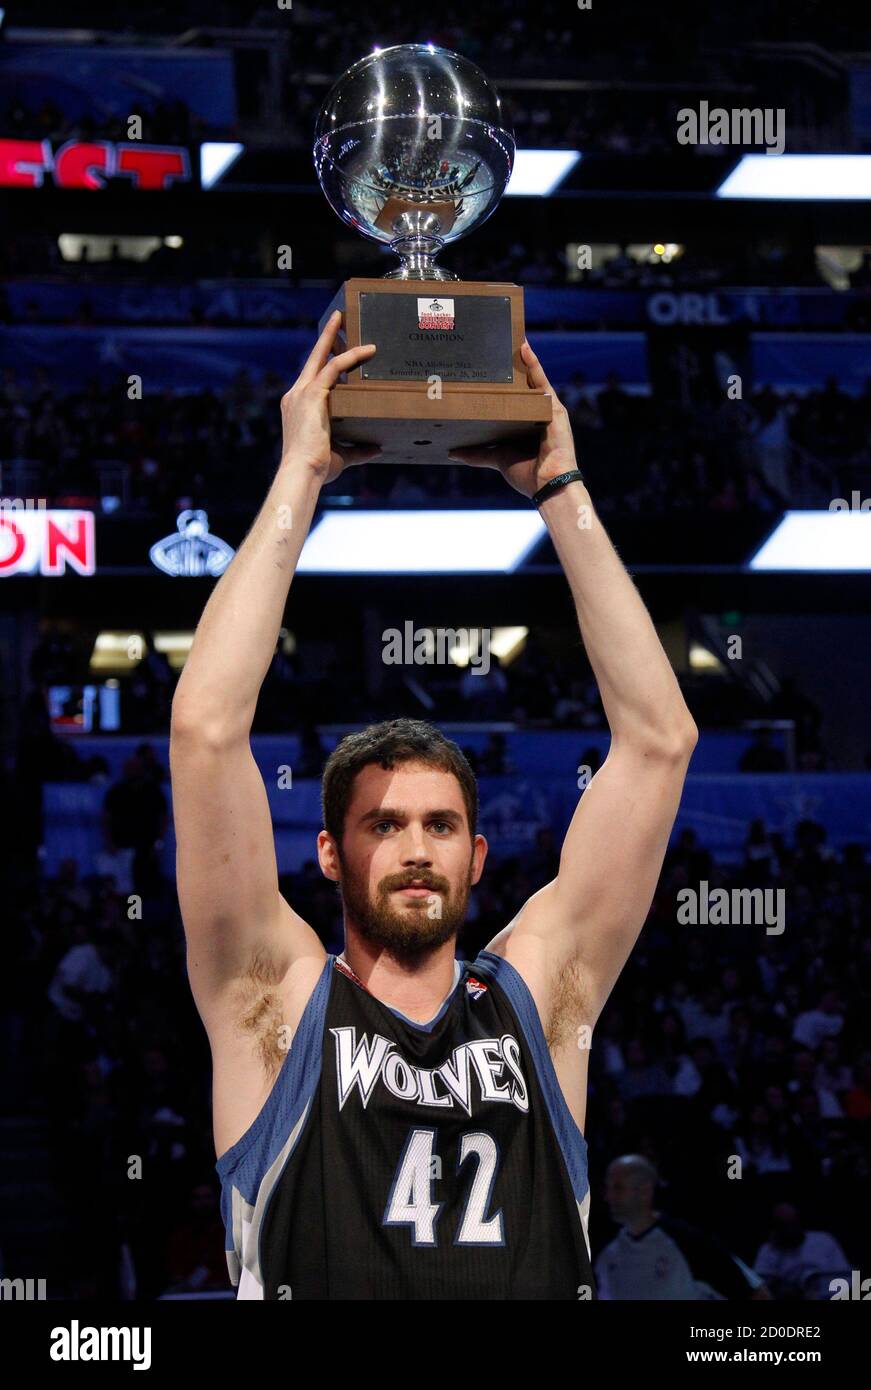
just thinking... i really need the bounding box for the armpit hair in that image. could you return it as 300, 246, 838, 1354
544, 955, 589, 1052
232, 946, 289, 1078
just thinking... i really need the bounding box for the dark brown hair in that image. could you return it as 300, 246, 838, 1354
321, 718, 478, 847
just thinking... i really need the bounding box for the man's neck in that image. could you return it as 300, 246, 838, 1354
340, 934, 459, 1022
625, 1210, 659, 1238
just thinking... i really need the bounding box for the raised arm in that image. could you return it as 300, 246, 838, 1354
451, 341, 697, 1034
170, 314, 378, 1036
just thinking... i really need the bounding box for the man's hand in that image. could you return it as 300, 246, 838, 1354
281, 309, 382, 483
447, 339, 578, 498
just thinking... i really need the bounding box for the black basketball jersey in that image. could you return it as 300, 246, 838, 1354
216, 951, 595, 1299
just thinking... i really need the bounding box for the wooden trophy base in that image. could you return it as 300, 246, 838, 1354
318, 278, 551, 466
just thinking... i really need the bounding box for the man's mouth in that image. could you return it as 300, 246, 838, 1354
395, 883, 438, 897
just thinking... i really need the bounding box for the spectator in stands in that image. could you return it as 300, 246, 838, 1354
787, 1047, 843, 1119
595, 1155, 769, 1299
720, 1004, 764, 1076
459, 657, 509, 717
744, 817, 780, 883
595, 371, 632, 430
47, 918, 112, 1027
134, 740, 168, 785
665, 826, 713, 882
791, 988, 844, 1050
734, 1103, 793, 1176
102, 753, 168, 894
478, 732, 513, 776
681, 986, 730, 1050
843, 1053, 871, 1120
553, 675, 593, 727
649, 1009, 702, 1096
295, 722, 327, 778
126, 643, 174, 733
753, 1203, 850, 1300
162, 1180, 229, 1295
738, 727, 787, 772
815, 1037, 853, 1105
525, 825, 560, 884
617, 1039, 672, 1101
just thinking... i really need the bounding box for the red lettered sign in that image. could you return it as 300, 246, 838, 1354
0, 509, 95, 576
0, 139, 191, 190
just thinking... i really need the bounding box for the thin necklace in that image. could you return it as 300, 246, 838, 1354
335, 954, 367, 991
335, 953, 461, 1006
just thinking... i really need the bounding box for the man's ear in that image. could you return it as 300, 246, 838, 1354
471, 833, 488, 884
317, 828, 341, 882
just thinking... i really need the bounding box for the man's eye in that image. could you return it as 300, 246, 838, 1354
372, 820, 452, 833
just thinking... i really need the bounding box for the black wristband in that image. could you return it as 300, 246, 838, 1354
532, 469, 585, 507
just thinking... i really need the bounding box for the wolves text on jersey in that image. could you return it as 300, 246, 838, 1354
331, 1028, 529, 1116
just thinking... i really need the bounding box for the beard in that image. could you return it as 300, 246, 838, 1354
337, 853, 473, 960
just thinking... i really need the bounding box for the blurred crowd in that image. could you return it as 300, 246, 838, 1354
0, 234, 265, 286
18, 0, 864, 58
1, 232, 862, 297
3, 96, 202, 146
6, 0, 862, 157
472, 818, 871, 1298
1, 362, 865, 519
9, 623, 840, 939
1, 745, 867, 1295
4, 85, 752, 158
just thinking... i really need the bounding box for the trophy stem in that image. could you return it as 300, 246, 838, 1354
384, 235, 459, 281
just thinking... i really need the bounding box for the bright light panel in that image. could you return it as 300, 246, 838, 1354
153, 631, 195, 669
90, 631, 144, 671
298, 511, 547, 573
200, 142, 244, 189
689, 643, 724, 671
717, 155, 871, 200
748, 510, 871, 570
505, 149, 581, 197
489, 625, 528, 662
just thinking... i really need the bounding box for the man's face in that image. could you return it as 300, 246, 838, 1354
772, 1205, 803, 1248
605, 1166, 651, 1225
321, 761, 487, 960
604, 1167, 632, 1222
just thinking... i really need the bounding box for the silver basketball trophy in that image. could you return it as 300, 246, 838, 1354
314, 43, 551, 463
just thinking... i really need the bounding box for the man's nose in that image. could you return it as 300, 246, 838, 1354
399, 827, 431, 861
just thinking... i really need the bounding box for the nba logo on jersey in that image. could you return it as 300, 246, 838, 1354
466, 977, 488, 1000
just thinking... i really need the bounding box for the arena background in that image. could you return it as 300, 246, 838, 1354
0, 0, 870, 1308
